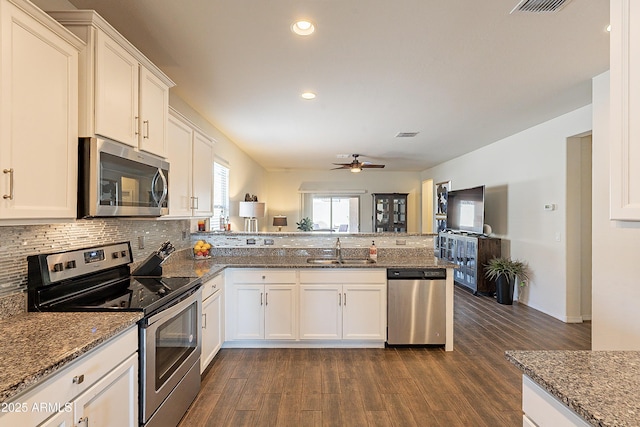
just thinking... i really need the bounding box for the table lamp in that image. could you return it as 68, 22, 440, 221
273, 216, 287, 232
239, 201, 265, 232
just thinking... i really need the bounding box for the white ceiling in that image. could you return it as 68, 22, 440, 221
66, 0, 610, 172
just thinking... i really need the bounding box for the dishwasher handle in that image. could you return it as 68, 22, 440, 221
387, 268, 446, 280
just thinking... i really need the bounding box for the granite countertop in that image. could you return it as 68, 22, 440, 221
0, 311, 142, 404
506, 350, 640, 427
161, 254, 456, 282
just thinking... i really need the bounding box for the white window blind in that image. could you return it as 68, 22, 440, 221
213, 162, 229, 223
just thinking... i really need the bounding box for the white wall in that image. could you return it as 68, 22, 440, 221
265, 170, 422, 232
592, 72, 640, 350
421, 106, 592, 322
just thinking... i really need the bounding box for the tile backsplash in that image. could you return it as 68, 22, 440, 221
0, 219, 190, 296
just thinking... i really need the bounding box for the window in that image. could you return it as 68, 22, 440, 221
213, 162, 229, 225
309, 195, 360, 232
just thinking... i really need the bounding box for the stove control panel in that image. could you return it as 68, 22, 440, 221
45, 242, 132, 283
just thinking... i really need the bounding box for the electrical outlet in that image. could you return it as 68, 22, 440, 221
138, 236, 145, 249
264, 239, 274, 245
182, 230, 187, 240
247, 238, 256, 245
544, 204, 556, 211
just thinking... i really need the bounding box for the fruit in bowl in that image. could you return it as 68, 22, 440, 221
193, 240, 212, 259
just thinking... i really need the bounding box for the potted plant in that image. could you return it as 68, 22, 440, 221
484, 257, 530, 305
296, 217, 313, 231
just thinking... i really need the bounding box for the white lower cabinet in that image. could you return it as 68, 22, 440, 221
224, 268, 386, 347
1, 326, 138, 427
299, 269, 387, 341
227, 270, 297, 341
201, 274, 224, 373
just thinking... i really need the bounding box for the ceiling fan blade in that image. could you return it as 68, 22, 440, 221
331, 166, 351, 170
332, 163, 353, 166
361, 164, 385, 168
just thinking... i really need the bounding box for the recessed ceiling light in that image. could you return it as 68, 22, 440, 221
301, 92, 316, 100
291, 20, 315, 36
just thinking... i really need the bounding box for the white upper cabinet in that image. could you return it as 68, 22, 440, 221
49, 11, 174, 158
94, 29, 138, 146
167, 108, 215, 218
610, 0, 640, 220
0, 0, 83, 221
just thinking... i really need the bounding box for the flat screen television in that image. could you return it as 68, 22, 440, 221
446, 185, 485, 234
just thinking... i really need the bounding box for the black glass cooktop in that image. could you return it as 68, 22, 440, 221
43, 276, 200, 315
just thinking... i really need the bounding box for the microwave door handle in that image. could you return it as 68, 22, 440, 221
152, 168, 168, 207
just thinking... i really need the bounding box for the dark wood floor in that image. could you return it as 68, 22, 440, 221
179, 286, 591, 427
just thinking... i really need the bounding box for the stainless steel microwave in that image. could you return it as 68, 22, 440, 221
78, 137, 169, 218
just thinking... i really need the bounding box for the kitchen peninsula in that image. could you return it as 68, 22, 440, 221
166, 231, 456, 351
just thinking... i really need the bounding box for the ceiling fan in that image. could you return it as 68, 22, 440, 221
332, 154, 385, 173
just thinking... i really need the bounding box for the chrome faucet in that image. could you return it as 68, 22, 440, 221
335, 238, 342, 262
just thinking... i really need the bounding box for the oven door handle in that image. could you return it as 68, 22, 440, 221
143, 286, 202, 327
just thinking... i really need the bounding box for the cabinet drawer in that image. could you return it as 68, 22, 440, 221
1, 326, 137, 427
203, 273, 223, 300
232, 269, 297, 284
299, 269, 386, 284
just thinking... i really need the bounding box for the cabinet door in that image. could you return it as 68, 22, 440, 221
299, 285, 342, 339
139, 66, 169, 157
610, 0, 640, 220
265, 285, 296, 340
201, 289, 223, 372
342, 284, 387, 341
72, 353, 138, 427
95, 29, 139, 147
0, 2, 78, 219
38, 411, 73, 427
191, 130, 214, 217
232, 284, 264, 339
166, 114, 193, 217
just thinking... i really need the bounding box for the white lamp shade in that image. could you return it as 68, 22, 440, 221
239, 201, 265, 218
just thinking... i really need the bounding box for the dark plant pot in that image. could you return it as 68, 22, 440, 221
495, 275, 514, 305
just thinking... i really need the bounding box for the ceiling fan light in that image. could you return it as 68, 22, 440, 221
291, 20, 315, 36
350, 166, 362, 173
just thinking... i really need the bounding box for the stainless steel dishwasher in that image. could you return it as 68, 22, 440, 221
387, 268, 446, 345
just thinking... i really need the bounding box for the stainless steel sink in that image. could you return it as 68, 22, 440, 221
306, 258, 341, 264
306, 258, 375, 265
340, 258, 376, 265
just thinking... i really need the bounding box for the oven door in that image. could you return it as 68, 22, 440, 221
140, 287, 201, 424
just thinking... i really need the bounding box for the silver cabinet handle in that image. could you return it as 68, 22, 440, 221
202, 313, 207, 329
73, 374, 84, 384
344, 292, 347, 306
194, 197, 199, 209
3, 169, 13, 200
265, 292, 268, 306
143, 120, 150, 139
260, 292, 263, 306
338, 293, 341, 306
135, 116, 139, 136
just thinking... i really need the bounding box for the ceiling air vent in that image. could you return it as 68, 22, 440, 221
510, 0, 573, 13
395, 132, 419, 138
